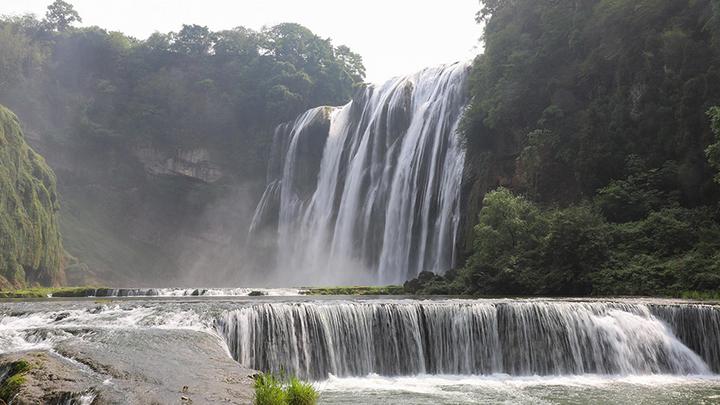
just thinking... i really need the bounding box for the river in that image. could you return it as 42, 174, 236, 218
1, 294, 719, 404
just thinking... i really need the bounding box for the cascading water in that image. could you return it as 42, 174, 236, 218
249, 63, 470, 285
3, 298, 719, 404
216, 300, 720, 381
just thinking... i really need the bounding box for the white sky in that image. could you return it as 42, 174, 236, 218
1, 0, 483, 84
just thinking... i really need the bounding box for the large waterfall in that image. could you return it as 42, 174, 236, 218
250, 63, 470, 285
216, 300, 720, 381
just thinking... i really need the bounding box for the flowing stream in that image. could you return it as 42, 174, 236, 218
2, 297, 720, 404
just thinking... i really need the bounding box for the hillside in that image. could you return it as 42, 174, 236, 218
412, 0, 720, 296
0, 105, 63, 287
0, 12, 364, 285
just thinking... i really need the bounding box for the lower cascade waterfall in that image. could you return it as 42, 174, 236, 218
250, 63, 470, 284
216, 300, 720, 380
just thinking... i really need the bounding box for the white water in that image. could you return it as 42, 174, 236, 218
217, 300, 719, 380
0, 304, 210, 355
318, 373, 720, 405
3, 298, 720, 404
250, 63, 470, 284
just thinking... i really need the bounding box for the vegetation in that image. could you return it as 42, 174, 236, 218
707, 107, 720, 182
286, 377, 319, 405
0, 286, 101, 298
0, 105, 64, 287
254, 373, 318, 405
302, 285, 405, 296
413, 0, 720, 297
411, 187, 720, 296
0, 360, 31, 401
0, 1, 365, 284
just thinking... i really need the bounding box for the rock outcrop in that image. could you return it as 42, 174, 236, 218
0, 105, 64, 287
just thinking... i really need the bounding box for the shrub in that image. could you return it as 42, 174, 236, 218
253, 373, 318, 405
254, 374, 286, 405
286, 377, 319, 405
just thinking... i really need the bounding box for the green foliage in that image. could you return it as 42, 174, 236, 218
707, 107, 720, 182
595, 156, 680, 222
0, 360, 31, 401
302, 285, 404, 296
254, 374, 318, 405
0, 105, 64, 287
44, 0, 82, 31
458, 189, 610, 296
286, 377, 319, 405
429, 187, 720, 297
465, 0, 720, 205
254, 374, 287, 405
448, 0, 720, 297
0, 286, 101, 298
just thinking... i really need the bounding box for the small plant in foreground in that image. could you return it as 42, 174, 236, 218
286, 377, 319, 405
254, 373, 318, 405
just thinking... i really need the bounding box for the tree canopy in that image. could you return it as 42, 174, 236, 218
411, 0, 720, 297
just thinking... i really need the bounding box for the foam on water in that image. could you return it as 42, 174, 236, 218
217, 300, 720, 380
0, 304, 211, 354
321, 373, 720, 393
318, 373, 720, 405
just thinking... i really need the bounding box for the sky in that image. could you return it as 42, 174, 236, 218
1, 0, 482, 84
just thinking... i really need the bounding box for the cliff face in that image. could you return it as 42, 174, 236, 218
0, 105, 63, 287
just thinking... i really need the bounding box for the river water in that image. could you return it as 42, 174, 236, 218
1, 295, 719, 404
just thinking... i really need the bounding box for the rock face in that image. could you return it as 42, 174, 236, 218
135, 147, 223, 183
0, 105, 64, 287
0, 330, 255, 404
0, 351, 96, 404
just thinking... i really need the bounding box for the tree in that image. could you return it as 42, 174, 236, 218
335, 45, 366, 82
171, 24, 215, 55
44, 0, 81, 31
706, 107, 720, 183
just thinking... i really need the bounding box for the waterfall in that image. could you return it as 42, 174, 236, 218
249, 63, 470, 284
216, 300, 720, 380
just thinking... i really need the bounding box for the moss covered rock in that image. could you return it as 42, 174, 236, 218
0, 104, 64, 287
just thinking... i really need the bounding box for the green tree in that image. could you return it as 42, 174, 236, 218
44, 0, 82, 31
706, 107, 720, 182
171, 24, 215, 55
335, 45, 366, 82
541, 206, 609, 295
462, 188, 547, 294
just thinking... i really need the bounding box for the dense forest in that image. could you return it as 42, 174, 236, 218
0, 1, 365, 285
408, 0, 720, 296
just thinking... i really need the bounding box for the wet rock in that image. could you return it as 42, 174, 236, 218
0, 351, 101, 404
1, 328, 255, 404
54, 312, 70, 322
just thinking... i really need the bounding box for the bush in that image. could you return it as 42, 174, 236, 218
286, 377, 319, 405
254, 374, 286, 405
253, 373, 318, 405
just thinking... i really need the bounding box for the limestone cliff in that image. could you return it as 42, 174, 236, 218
0, 105, 64, 287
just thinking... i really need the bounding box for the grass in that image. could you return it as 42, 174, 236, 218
302, 285, 405, 296
0, 286, 103, 298
254, 373, 318, 405
286, 377, 319, 405
675, 290, 720, 301
0, 360, 31, 401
